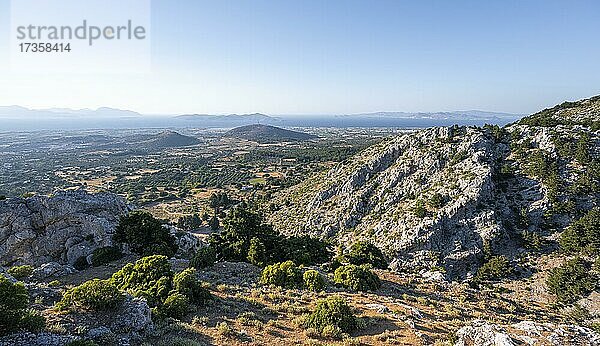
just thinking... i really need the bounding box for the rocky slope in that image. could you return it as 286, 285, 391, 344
269, 96, 600, 280
0, 190, 130, 266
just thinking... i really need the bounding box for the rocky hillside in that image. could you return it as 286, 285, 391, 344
269, 96, 600, 280
0, 190, 130, 266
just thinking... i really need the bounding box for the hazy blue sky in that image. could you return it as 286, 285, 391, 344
0, 0, 599, 115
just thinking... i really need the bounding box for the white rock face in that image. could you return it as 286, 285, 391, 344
455, 320, 516, 346
0, 190, 130, 266
455, 320, 600, 346
271, 126, 511, 278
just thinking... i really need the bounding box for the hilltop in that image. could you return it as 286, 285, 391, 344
137, 130, 201, 149
223, 124, 318, 143
519, 95, 600, 128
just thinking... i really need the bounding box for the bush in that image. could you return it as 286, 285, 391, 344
344, 241, 387, 269
560, 208, 600, 254
520, 230, 546, 251
173, 268, 211, 304
333, 264, 381, 292
8, 265, 34, 279
428, 193, 446, 209
413, 200, 427, 218
19, 309, 46, 333
0, 275, 45, 336
209, 203, 281, 263
56, 279, 123, 311
547, 257, 596, 303
259, 261, 303, 288
110, 255, 173, 306
190, 246, 216, 269
284, 236, 331, 266
158, 292, 189, 319
474, 256, 512, 283
247, 237, 267, 267
91, 246, 123, 267
209, 203, 333, 267
304, 296, 357, 337
303, 270, 326, 292
114, 211, 178, 257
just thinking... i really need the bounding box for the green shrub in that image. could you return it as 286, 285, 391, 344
259, 261, 303, 288
474, 256, 512, 283
158, 292, 189, 319
110, 255, 173, 306
547, 257, 596, 303
209, 204, 277, 262
413, 200, 427, 218
114, 211, 178, 257
303, 296, 357, 337
48, 280, 61, 287
19, 309, 46, 333
284, 236, 331, 266
91, 246, 123, 267
190, 246, 216, 269
0, 275, 45, 336
303, 270, 326, 292
333, 264, 381, 292
209, 203, 332, 267
173, 268, 211, 304
428, 193, 446, 209
247, 237, 267, 266
344, 241, 387, 269
559, 208, 600, 254
56, 279, 123, 311
177, 213, 203, 231
520, 230, 546, 251
7, 265, 34, 279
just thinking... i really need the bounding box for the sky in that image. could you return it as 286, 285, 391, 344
0, 0, 599, 115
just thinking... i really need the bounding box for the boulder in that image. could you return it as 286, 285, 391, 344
0, 190, 130, 266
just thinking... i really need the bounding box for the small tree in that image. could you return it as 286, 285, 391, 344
474, 255, 512, 283
113, 211, 178, 257
259, 261, 303, 288
303, 296, 357, 337
547, 257, 596, 303
560, 208, 600, 254
0, 276, 45, 336
344, 241, 388, 269
190, 246, 216, 269
110, 255, 173, 307
303, 270, 326, 292
56, 279, 123, 311
247, 237, 267, 267
333, 264, 381, 292
173, 268, 211, 305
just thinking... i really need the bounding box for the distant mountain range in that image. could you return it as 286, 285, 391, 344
345, 110, 522, 121
224, 124, 318, 143
0, 106, 524, 130
0, 106, 141, 119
